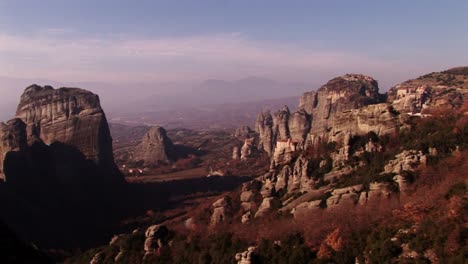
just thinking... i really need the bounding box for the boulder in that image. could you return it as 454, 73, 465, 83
210, 197, 231, 225
240, 191, 254, 203
144, 224, 169, 253
235, 246, 257, 264
232, 146, 240, 160
292, 200, 321, 218
255, 197, 281, 218
240, 138, 255, 160
241, 211, 252, 224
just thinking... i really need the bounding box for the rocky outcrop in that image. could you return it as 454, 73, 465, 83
240, 138, 255, 160
326, 185, 363, 207
384, 150, 427, 175
288, 110, 310, 143
318, 103, 398, 145
232, 146, 240, 160
16, 85, 115, 167
234, 125, 254, 139
384, 150, 427, 191
272, 139, 297, 164
388, 68, 468, 114
235, 246, 257, 264
272, 106, 291, 140
0, 85, 126, 250
291, 200, 322, 218
300, 74, 387, 146
210, 197, 231, 225
362, 182, 393, 204
90, 252, 104, 264
0, 119, 27, 181
300, 74, 381, 128
256, 74, 392, 160
255, 111, 274, 155
239, 181, 260, 221
133, 126, 174, 166
143, 224, 169, 258
255, 197, 281, 218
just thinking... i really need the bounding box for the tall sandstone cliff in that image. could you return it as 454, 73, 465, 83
232, 68, 467, 222
0, 85, 124, 248
1, 84, 122, 185
15, 85, 115, 167
255, 74, 395, 161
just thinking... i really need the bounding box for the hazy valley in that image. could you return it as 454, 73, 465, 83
1, 2, 467, 263
0, 66, 466, 263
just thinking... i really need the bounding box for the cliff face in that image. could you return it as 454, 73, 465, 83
1, 84, 123, 185
255, 111, 274, 156
239, 69, 467, 222
133, 126, 175, 166
0, 85, 125, 249
255, 74, 393, 161
300, 74, 385, 144
15, 85, 115, 167
0, 119, 27, 180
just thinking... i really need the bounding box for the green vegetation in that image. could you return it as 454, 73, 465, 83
442, 67, 468, 76
170, 233, 247, 264
399, 115, 468, 157
365, 227, 402, 263
256, 233, 315, 264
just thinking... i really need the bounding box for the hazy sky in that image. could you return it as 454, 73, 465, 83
0, 0, 467, 88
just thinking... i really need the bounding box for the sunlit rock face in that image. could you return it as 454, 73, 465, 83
387, 67, 468, 114
320, 103, 399, 145
133, 126, 175, 166
272, 105, 291, 141
257, 74, 388, 159
255, 111, 274, 156
288, 110, 310, 143
15, 85, 115, 167
300, 74, 384, 145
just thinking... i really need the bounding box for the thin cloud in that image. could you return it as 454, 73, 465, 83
0, 32, 403, 84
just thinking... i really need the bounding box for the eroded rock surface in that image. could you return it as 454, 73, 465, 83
143, 224, 169, 259
210, 197, 231, 225
255, 111, 274, 156
16, 85, 115, 167
235, 246, 257, 264
0, 119, 27, 180
133, 126, 175, 166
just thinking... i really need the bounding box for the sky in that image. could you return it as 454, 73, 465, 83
0, 0, 467, 98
